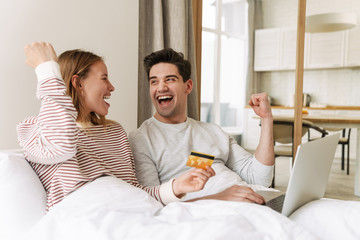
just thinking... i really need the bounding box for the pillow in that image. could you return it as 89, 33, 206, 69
290, 198, 360, 239
0, 150, 46, 240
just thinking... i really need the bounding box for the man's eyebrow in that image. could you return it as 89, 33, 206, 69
165, 75, 178, 79
101, 73, 108, 77
149, 74, 178, 80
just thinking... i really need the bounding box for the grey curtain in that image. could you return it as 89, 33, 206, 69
246, 0, 263, 100
138, 0, 199, 127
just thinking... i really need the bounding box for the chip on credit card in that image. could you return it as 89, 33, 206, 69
186, 151, 215, 170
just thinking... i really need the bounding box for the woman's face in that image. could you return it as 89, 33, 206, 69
80, 61, 115, 116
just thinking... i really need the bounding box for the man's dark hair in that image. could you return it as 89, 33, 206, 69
143, 48, 191, 82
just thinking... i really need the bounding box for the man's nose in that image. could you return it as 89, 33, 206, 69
157, 80, 168, 91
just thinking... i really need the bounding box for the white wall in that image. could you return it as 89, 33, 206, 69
258, 0, 360, 106
258, 0, 360, 160
0, 0, 139, 150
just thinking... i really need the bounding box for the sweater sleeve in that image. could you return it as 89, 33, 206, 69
17, 61, 78, 164
125, 150, 183, 205
226, 136, 273, 187
132, 178, 184, 205
128, 130, 162, 187
127, 130, 184, 205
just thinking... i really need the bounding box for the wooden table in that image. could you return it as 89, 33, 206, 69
274, 114, 360, 197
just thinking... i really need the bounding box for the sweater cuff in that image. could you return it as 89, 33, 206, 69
159, 178, 186, 205
35, 61, 62, 82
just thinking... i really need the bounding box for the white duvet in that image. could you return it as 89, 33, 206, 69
25, 176, 316, 240
5, 156, 360, 240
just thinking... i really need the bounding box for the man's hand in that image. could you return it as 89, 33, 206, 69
249, 92, 272, 120
210, 185, 265, 204
187, 185, 265, 205
24, 42, 58, 68
172, 166, 215, 198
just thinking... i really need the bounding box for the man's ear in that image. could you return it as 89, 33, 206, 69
185, 79, 193, 94
71, 75, 81, 89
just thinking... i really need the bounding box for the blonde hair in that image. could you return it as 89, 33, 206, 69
58, 49, 112, 126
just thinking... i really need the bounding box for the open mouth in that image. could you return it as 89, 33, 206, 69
103, 96, 110, 105
157, 95, 173, 105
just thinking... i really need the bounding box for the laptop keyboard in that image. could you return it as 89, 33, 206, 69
265, 194, 286, 213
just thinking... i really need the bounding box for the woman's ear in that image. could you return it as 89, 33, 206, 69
71, 75, 81, 89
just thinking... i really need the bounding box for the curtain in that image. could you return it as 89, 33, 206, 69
246, 0, 263, 100
192, 0, 202, 117
138, 0, 199, 127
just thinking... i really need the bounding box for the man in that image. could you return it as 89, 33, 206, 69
129, 48, 274, 204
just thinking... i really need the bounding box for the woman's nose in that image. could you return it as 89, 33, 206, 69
109, 82, 115, 92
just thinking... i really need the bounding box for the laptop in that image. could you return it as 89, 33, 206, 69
257, 133, 340, 217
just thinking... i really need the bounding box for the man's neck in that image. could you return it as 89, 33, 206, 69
154, 113, 187, 124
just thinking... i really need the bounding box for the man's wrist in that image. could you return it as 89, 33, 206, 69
261, 114, 273, 123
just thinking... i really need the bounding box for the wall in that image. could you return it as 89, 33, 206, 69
0, 0, 139, 150
257, 0, 360, 106
257, 0, 360, 160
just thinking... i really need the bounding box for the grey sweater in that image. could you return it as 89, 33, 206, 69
129, 117, 273, 188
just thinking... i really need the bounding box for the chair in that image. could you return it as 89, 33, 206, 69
309, 127, 352, 175
322, 128, 351, 175
339, 128, 351, 175
271, 118, 328, 187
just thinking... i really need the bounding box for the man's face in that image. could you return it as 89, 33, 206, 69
149, 62, 193, 124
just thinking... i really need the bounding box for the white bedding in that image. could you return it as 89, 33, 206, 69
2, 151, 360, 240
25, 177, 316, 240
290, 198, 360, 239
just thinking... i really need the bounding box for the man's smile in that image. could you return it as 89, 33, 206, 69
157, 95, 174, 105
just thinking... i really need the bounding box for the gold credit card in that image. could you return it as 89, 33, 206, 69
186, 151, 215, 170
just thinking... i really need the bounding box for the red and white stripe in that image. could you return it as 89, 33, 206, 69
17, 75, 161, 211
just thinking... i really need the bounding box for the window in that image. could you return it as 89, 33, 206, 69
201, 0, 248, 137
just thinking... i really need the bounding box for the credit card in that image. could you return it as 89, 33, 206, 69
186, 151, 215, 170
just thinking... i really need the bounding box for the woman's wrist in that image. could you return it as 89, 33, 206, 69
172, 179, 186, 198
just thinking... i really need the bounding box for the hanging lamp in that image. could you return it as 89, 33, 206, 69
306, 12, 357, 33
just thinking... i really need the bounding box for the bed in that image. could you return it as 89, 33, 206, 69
1, 150, 360, 240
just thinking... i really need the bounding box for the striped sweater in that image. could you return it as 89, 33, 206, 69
17, 61, 177, 211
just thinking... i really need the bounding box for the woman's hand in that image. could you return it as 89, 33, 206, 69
24, 42, 58, 68
172, 166, 215, 198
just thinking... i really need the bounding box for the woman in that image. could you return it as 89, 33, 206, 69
17, 42, 215, 211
